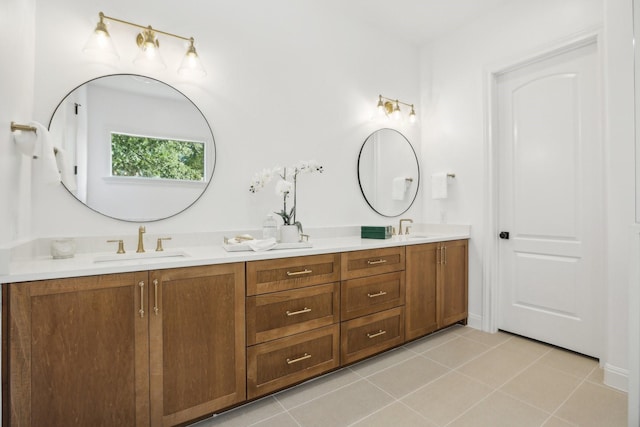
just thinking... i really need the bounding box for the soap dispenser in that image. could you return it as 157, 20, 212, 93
262, 214, 278, 240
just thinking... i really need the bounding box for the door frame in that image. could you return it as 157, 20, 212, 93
482, 28, 604, 336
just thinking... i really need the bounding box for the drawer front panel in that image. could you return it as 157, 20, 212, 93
247, 324, 340, 399
247, 253, 340, 295
341, 307, 405, 365
341, 247, 405, 280
341, 271, 405, 321
246, 283, 340, 345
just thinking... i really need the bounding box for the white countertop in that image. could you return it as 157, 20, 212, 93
1, 224, 470, 283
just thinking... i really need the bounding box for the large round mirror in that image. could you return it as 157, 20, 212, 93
358, 128, 420, 217
48, 74, 215, 222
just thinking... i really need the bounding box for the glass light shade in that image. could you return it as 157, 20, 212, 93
83, 24, 119, 61
409, 108, 417, 123
133, 44, 166, 70
392, 104, 402, 121
178, 44, 206, 78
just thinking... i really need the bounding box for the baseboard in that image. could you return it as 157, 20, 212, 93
466, 313, 483, 331
604, 363, 629, 392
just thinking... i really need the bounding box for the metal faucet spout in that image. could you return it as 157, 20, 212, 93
399, 218, 413, 235
137, 226, 146, 253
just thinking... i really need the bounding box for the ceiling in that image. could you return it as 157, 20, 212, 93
328, 0, 510, 46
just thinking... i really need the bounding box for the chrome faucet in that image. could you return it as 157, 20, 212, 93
137, 226, 146, 253
399, 218, 413, 235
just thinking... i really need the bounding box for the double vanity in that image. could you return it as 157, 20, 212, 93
0, 225, 469, 426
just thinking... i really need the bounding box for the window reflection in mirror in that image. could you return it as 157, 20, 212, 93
358, 128, 420, 217
48, 74, 215, 222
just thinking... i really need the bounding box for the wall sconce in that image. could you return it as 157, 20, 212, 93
376, 95, 417, 123
83, 12, 206, 78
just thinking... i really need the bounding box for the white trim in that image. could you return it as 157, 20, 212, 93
629, 224, 640, 423
466, 313, 483, 330
483, 27, 604, 337
604, 363, 629, 393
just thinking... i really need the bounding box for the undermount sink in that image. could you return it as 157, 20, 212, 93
93, 250, 190, 263
405, 234, 444, 240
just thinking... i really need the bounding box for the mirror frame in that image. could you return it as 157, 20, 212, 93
48, 73, 216, 222
357, 128, 420, 217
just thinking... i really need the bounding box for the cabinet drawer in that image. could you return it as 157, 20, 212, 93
341, 247, 405, 280
340, 307, 405, 365
247, 253, 340, 295
247, 324, 340, 399
341, 271, 405, 321
246, 283, 340, 345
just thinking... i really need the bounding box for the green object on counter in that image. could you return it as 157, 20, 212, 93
361, 226, 393, 239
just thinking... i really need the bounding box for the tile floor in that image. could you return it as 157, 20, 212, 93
193, 325, 628, 427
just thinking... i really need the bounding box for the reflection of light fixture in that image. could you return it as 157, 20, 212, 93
84, 12, 206, 78
376, 95, 417, 124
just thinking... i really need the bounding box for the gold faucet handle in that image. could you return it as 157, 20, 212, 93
107, 239, 125, 254
156, 237, 172, 252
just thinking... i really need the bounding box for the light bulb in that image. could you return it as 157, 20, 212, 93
178, 39, 207, 78
409, 105, 417, 123
393, 101, 401, 121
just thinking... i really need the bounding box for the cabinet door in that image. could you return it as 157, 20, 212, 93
8, 272, 149, 427
405, 243, 439, 341
440, 240, 469, 327
149, 264, 245, 426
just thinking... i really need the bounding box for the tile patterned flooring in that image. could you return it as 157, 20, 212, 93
192, 325, 628, 427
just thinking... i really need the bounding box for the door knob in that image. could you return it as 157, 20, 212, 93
499, 231, 510, 240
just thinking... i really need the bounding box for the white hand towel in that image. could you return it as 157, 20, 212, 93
392, 177, 407, 200
432, 172, 448, 199
246, 237, 277, 252
30, 121, 61, 185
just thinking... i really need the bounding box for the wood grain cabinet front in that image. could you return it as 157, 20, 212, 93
246, 282, 340, 346
341, 271, 405, 321
341, 247, 405, 280
6, 263, 246, 427
340, 307, 405, 365
247, 324, 340, 399
246, 253, 340, 296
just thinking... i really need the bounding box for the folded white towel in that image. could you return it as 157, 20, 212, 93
432, 172, 448, 199
246, 238, 278, 252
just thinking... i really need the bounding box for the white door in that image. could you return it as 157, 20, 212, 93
497, 40, 603, 358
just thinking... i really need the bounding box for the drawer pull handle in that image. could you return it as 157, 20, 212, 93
367, 291, 387, 298
286, 269, 313, 276
367, 259, 387, 265
287, 353, 312, 365
367, 329, 387, 339
286, 307, 312, 316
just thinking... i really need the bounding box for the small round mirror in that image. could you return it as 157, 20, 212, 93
48, 74, 215, 222
357, 128, 420, 217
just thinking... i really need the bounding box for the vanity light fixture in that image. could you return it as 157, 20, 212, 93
83, 12, 206, 77
376, 95, 417, 124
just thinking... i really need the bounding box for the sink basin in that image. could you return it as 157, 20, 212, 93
94, 250, 189, 263
405, 234, 443, 240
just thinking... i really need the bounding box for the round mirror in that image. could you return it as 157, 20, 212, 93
358, 128, 420, 217
48, 74, 215, 222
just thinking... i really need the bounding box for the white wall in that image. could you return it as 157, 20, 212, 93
27, 0, 422, 240
0, 0, 36, 249
418, 0, 635, 389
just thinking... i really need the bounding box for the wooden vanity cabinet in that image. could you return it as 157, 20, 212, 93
7, 272, 150, 427
246, 254, 341, 399
340, 247, 406, 365
6, 263, 246, 427
405, 240, 468, 342
149, 264, 246, 426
